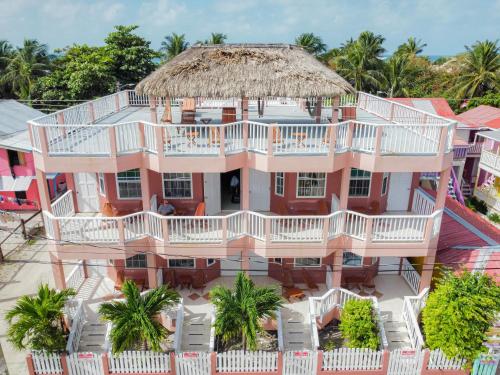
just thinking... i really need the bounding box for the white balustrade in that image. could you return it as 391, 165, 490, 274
43, 124, 111, 155
246, 211, 266, 240
116, 122, 142, 153
402, 288, 428, 350
217, 351, 278, 372
328, 212, 344, 238
143, 122, 157, 153
224, 121, 244, 154
65, 261, 85, 291
480, 149, 500, 174
167, 216, 223, 243
171, 298, 184, 352
412, 188, 435, 215
323, 348, 383, 371
351, 122, 376, 152
401, 258, 421, 294
272, 124, 332, 155
163, 124, 221, 155
270, 215, 324, 242
58, 216, 120, 243
51, 190, 75, 217
247, 121, 268, 153
148, 213, 163, 240
66, 299, 86, 353
108, 351, 171, 373
226, 211, 245, 240
123, 213, 147, 241
344, 211, 367, 240
372, 215, 427, 242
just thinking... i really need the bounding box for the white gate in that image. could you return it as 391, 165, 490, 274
283, 351, 317, 375
67, 352, 104, 375
176, 352, 211, 375
388, 349, 424, 375
204, 173, 221, 215
249, 169, 270, 211
387, 172, 412, 211
75, 173, 100, 212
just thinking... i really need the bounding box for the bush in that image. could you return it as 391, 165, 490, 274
487, 212, 500, 223
465, 197, 488, 214
422, 271, 500, 366
339, 299, 380, 350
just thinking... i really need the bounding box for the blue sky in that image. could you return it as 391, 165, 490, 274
0, 0, 499, 55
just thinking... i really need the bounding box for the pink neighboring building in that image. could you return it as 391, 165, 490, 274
0, 100, 65, 211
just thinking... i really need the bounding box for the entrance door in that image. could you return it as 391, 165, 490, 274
203, 173, 221, 215
75, 173, 99, 212
249, 169, 270, 211
248, 251, 268, 276
387, 172, 412, 211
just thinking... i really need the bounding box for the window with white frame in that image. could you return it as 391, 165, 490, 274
168, 259, 195, 268
116, 169, 141, 199
296, 173, 326, 198
275, 172, 284, 196
381, 173, 389, 195
342, 252, 362, 267
98, 173, 106, 196
295, 258, 321, 267
126, 254, 147, 268
207, 258, 216, 266
349, 168, 371, 197
163, 173, 192, 199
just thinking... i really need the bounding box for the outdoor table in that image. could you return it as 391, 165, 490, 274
284, 287, 305, 302
292, 132, 308, 148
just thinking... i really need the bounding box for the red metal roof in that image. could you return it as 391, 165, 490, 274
390, 98, 456, 118
456, 105, 500, 129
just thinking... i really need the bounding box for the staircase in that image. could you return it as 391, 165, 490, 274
383, 320, 412, 350
77, 322, 108, 352
281, 304, 313, 350
461, 179, 473, 198
180, 308, 212, 352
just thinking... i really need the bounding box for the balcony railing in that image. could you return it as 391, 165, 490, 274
479, 149, 500, 176
29, 90, 455, 159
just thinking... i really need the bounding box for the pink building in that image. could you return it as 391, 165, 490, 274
29, 45, 455, 295
0, 100, 65, 211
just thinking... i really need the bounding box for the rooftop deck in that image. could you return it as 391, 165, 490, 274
29, 92, 456, 174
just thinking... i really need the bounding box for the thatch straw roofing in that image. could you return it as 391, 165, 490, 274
136, 44, 353, 98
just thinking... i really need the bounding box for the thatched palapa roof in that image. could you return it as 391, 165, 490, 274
136, 44, 353, 98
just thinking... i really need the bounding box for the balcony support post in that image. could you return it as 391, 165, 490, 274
267, 124, 274, 155
149, 95, 158, 124
241, 167, 250, 210
138, 121, 146, 150
331, 249, 343, 288
374, 126, 383, 157
435, 167, 451, 211
161, 218, 170, 244
35, 169, 52, 212
147, 253, 158, 288
140, 168, 151, 211
322, 217, 330, 245
365, 217, 373, 244
315, 96, 322, 123
264, 217, 271, 247
221, 217, 228, 245
109, 127, 117, 158
38, 126, 49, 155
155, 125, 165, 158
339, 167, 351, 210
419, 253, 436, 292
88, 102, 95, 123
50, 252, 67, 290
117, 219, 125, 245
242, 97, 249, 149
437, 126, 449, 155
114, 93, 120, 112
331, 96, 340, 123
328, 123, 337, 157
346, 121, 354, 150
219, 125, 225, 156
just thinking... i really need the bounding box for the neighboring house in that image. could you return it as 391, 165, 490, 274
475, 129, 500, 214
0, 100, 66, 211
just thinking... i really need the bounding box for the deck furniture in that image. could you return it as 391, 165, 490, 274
194, 202, 205, 216
285, 199, 329, 215
292, 132, 307, 148
301, 268, 319, 290
283, 287, 305, 302
341, 266, 377, 288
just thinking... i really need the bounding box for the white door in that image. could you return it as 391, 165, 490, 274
249, 169, 270, 211
387, 172, 412, 211
249, 251, 268, 276
221, 255, 241, 276
331, 193, 340, 213
379, 256, 400, 275
75, 173, 100, 212
203, 173, 221, 215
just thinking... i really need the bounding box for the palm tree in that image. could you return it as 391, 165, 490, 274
6, 284, 75, 352
451, 40, 499, 98
199, 32, 227, 45
210, 271, 283, 351
0, 39, 49, 102
99, 280, 179, 354
383, 54, 414, 97
160, 33, 189, 61
397, 37, 427, 56
295, 33, 327, 56
0, 40, 13, 97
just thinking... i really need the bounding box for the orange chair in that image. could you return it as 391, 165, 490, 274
194, 202, 206, 216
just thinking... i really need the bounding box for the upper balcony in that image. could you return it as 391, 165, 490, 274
44, 188, 442, 259
29, 91, 455, 174
477, 130, 500, 178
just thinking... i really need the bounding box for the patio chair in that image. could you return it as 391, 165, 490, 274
301, 268, 319, 291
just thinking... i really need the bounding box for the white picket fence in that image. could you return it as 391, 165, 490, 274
67, 352, 104, 375
283, 351, 317, 375
427, 349, 466, 370
217, 350, 278, 372
322, 348, 383, 371
387, 349, 425, 375
108, 351, 171, 373
176, 352, 211, 375
31, 352, 63, 374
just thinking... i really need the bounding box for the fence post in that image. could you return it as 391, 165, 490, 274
381, 350, 390, 375
210, 352, 217, 375
420, 349, 430, 375
25, 354, 36, 375
169, 352, 176, 375
316, 351, 323, 375
277, 352, 283, 375
60, 353, 70, 375
102, 353, 110, 375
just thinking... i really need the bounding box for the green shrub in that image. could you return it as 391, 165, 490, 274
487, 213, 500, 223
465, 197, 488, 214
422, 271, 500, 367
339, 299, 379, 350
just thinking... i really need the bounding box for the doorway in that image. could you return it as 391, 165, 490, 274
387, 172, 412, 212
75, 173, 100, 212
221, 169, 240, 211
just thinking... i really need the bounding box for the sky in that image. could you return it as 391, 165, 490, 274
0, 0, 499, 55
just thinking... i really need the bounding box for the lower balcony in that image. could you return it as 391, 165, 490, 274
44, 205, 442, 259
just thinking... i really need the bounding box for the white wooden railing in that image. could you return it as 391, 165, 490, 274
65, 260, 85, 291
51, 190, 75, 217
480, 149, 500, 174
276, 308, 284, 352
66, 299, 86, 354
44, 209, 441, 247
172, 299, 184, 353
412, 188, 435, 215
108, 351, 171, 373
209, 309, 216, 353
31, 351, 63, 375
217, 351, 278, 372
401, 258, 421, 294
427, 349, 466, 370
323, 348, 383, 371
402, 288, 429, 350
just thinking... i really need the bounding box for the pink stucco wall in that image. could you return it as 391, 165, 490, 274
0, 149, 35, 177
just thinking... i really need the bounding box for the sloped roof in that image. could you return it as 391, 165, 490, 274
456, 105, 500, 129
136, 44, 354, 98
0, 100, 44, 152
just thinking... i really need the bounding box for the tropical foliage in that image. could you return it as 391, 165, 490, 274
198, 32, 227, 45
210, 271, 283, 350
295, 33, 327, 56
339, 299, 380, 350
5, 284, 75, 352
160, 33, 189, 61
422, 271, 500, 365
99, 280, 179, 354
